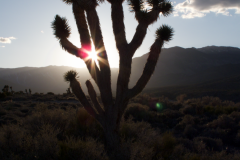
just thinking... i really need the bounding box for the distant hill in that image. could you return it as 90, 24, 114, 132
143, 74, 240, 102
0, 46, 240, 96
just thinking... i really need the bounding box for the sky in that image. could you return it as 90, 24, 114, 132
0, 0, 240, 68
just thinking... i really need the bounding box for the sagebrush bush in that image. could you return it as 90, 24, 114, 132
207, 114, 236, 129
1, 94, 240, 159
194, 137, 223, 151
176, 94, 187, 103
124, 103, 150, 120
180, 105, 197, 115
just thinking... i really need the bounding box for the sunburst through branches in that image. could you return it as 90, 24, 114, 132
79, 43, 107, 70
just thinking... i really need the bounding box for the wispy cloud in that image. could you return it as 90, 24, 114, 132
1, 46, 5, 48
174, 0, 240, 19
0, 37, 16, 44
41, 31, 44, 33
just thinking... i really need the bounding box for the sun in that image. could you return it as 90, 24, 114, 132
88, 50, 98, 63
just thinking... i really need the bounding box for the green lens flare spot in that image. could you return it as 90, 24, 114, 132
156, 103, 163, 111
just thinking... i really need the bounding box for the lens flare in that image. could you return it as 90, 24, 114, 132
88, 50, 98, 63
79, 43, 106, 70
156, 103, 163, 111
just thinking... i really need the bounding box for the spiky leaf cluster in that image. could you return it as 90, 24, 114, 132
155, 24, 174, 42
146, 0, 164, 7
52, 15, 71, 40
106, 0, 124, 3
160, 1, 173, 16
62, 0, 105, 5
62, 0, 74, 4
136, 9, 150, 23
64, 70, 78, 82
75, 0, 105, 9
127, 0, 145, 12
97, 0, 105, 3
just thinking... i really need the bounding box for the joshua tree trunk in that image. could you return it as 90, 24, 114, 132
52, 0, 174, 151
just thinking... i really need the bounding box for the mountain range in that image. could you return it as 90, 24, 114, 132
1, 46, 240, 98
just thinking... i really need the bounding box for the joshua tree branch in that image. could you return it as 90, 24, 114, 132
129, 23, 148, 56
60, 38, 100, 84
73, 2, 92, 49
127, 39, 163, 99
129, 9, 161, 57
85, 9, 110, 68
115, 54, 132, 107
59, 38, 79, 57
86, 80, 105, 116
70, 79, 99, 120
111, 2, 128, 52
85, 8, 113, 107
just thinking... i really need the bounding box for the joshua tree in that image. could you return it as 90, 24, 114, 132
66, 87, 71, 94
25, 89, 28, 94
2, 85, 9, 93
52, 0, 173, 151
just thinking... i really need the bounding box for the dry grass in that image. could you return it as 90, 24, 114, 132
0, 94, 240, 159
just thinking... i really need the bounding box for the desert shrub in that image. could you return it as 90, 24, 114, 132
76, 107, 95, 127
184, 151, 240, 160
202, 128, 228, 142
235, 130, 240, 145
119, 119, 165, 159
58, 137, 107, 160
171, 144, 189, 160
203, 105, 215, 114
176, 94, 187, 103
131, 94, 151, 105
47, 92, 55, 95
209, 97, 222, 106
203, 105, 237, 115
0, 92, 7, 99
194, 137, 223, 151
130, 141, 155, 160
120, 119, 152, 141
163, 109, 182, 119
184, 98, 201, 105
13, 110, 27, 117
66, 107, 104, 140
180, 105, 196, 115
0, 106, 6, 116
22, 103, 73, 136
66, 97, 76, 100
221, 100, 235, 107
180, 115, 196, 126
183, 153, 201, 160
201, 96, 212, 105
184, 125, 198, 139
0, 124, 62, 160
207, 115, 236, 129
2, 102, 22, 111
124, 103, 151, 121
229, 111, 240, 123
29, 124, 60, 159
152, 131, 177, 159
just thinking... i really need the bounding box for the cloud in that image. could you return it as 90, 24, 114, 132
41, 31, 44, 33
174, 0, 240, 19
1, 46, 5, 48
0, 37, 16, 44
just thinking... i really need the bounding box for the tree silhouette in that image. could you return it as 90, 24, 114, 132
52, 0, 174, 152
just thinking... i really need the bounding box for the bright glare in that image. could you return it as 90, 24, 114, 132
88, 50, 98, 63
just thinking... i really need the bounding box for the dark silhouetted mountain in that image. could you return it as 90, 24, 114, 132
0, 46, 240, 95
143, 74, 240, 102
